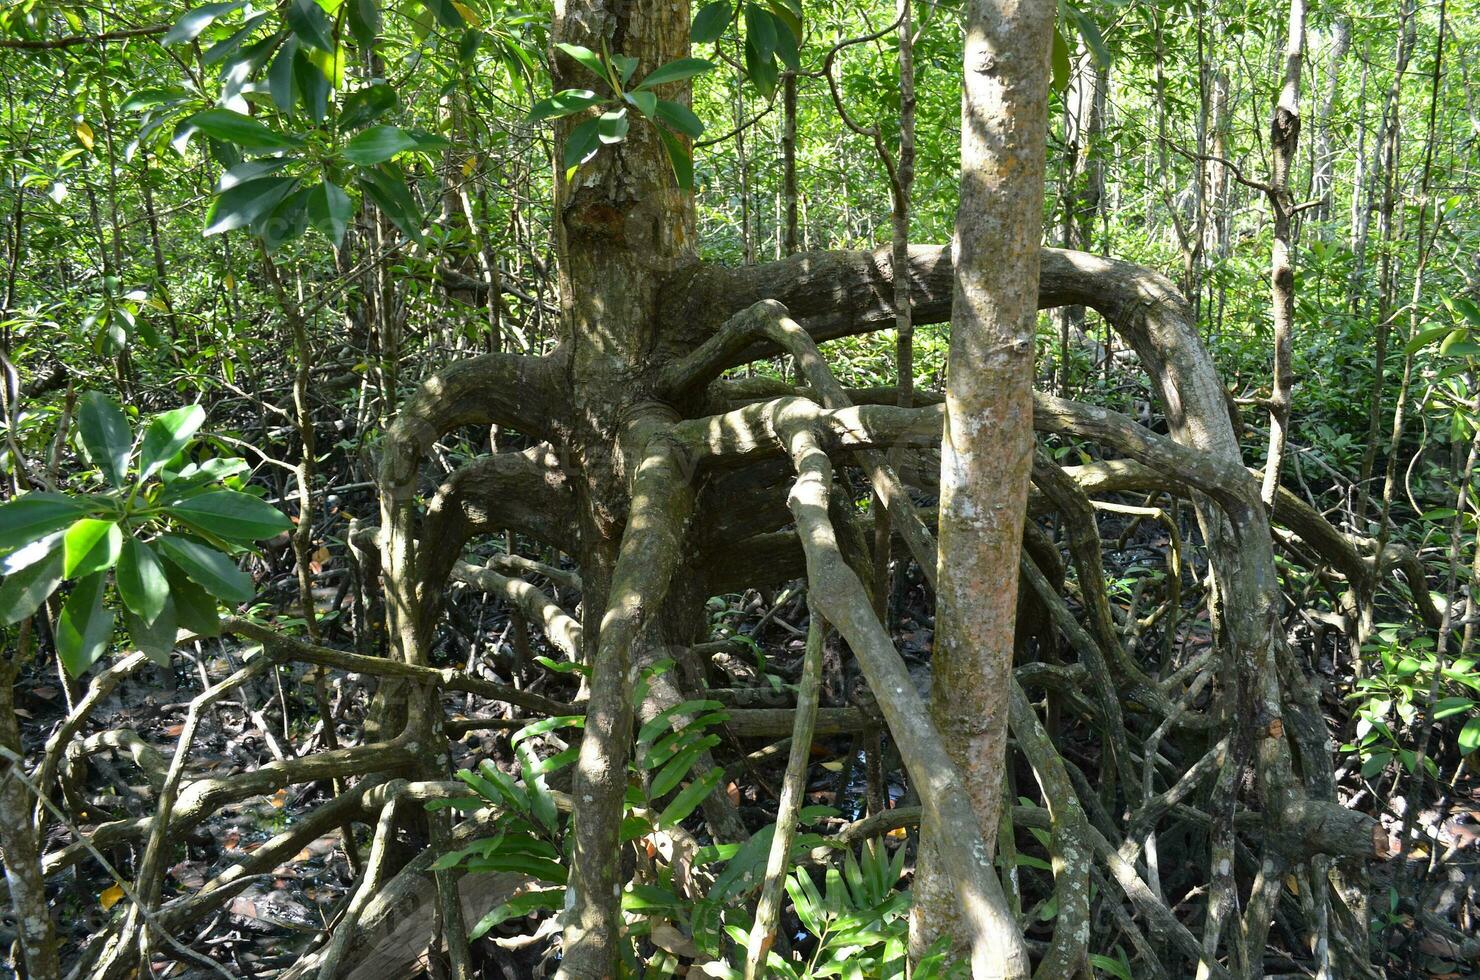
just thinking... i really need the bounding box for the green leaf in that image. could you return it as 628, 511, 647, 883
295, 49, 330, 122
202, 11, 271, 66
162, 560, 221, 637
339, 83, 398, 129
0, 492, 89, 551
692, 1, 733, 43
116, 538, 170, 623
0, 531, 65, 577
563, 117, 601, 174
531, 745, 579, 776
420, 0, 465, 29
459, 29, 483, 61
430, 839, 496, 871
261, 185, 312, 251
528, 89, 602, 123
625, 90, 658, 118
347, 0, 381, 48
650, 735, 719, 797
187, 109, 303, 153
286, 0, 335, 51
555, 43, 609, 85
206, 175, 301, 237
157, 534, 254, 604
465, 853, 568, 883
771, 17, 798, 70
657, 126, 695, 190
1460, 717, 1480, 756
217, 159, 293, 190
162, 0, 246, 46
596, 109, 629, 144
512, 714, 585, 747
268, 35, 300, 113
64, 519, 122, 578
467, 888, 564, 941
611, 53, 638, 84
1068, 8, 1110, 70
784, 873, 824, 937
1089, 954, 1133, 980
216, 35, 277, 102
637, 699, 722, 752
121, 87, 191, 112
532, 654, 590, 676
1405, 325, 1451, 355
1051, 29, 1071, 93
1444, 294, 1480, 329
655, 100, 703, 138
742, 36, 777, 98
517, 743, 559, 830
0, 548, 64, 626
124, 594, 177, 666
658, 766, 725, 827
77, 392, 132, 488
635, 57, 714, 91
622, 883, 681, 913
167, 490, 292, 543
308, 180, 354, 246
744, 3, 776, 57
138, 405, 206, 482
57, 572, 113, 677
464, 760, 527, 810
358, 164, 424, 244
343, 125, 419, 165
1432, 697, 1475, 720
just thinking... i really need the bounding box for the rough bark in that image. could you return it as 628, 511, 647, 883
1260, 0, 1307, 507
912, 0, 1054, 966
778, 409, 1029, 979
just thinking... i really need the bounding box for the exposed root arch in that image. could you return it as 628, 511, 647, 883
148, 242, 1384, 978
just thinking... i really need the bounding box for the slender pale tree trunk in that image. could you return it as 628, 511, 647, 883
1206, 69, 1230, 339
1055, 44, 1106, 394
1260, 0, 1306, 507
874, 0, 916, 618
1310, 15, 1349, 221
782, 72, 798, 256
909, 0, 1052, 972
1352, 0, 1416, 525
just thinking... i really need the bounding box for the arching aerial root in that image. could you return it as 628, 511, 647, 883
25, 249, 1415, 978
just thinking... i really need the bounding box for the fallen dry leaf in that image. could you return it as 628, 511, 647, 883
651, 921, 699, 958
169, 861, 206, 889
100, 884, 125, 910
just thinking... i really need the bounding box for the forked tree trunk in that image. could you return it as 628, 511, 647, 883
546, 0, 696, 975
909, 0, 1052, 971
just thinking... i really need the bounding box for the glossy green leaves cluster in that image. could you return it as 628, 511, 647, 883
0, 393, 290, 676
160, 0, 465, 250
691, 0, 802, 98
528, 44, 714, 190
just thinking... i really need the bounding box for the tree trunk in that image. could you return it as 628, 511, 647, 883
909, 0, 1052, 971
1260, 0, 1306, 507
547, 0, 696, 973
